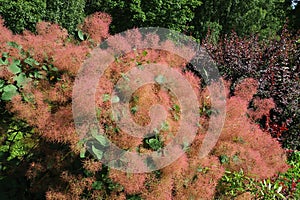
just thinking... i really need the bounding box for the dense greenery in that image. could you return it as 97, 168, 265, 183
85, 0, 202, 34
0, 0, 46, 33
1, 0, 299, 38
192, 0, 292, 40
0, 0, 85, 34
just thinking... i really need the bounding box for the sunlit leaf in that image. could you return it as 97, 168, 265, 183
78, 30, 85, 41
92, 145, 103, 159
8, 60, 21, 74
1, 85, 18, 101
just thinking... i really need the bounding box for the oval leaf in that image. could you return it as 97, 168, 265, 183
93, 134, 109, 147
78, 30, 85, 41
92, 145, 103, 160
8, 60, 21, 74
14, 73, 31, 88
2, 85, 18, 101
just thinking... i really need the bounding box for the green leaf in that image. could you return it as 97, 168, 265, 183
92, 145, 103, 159
102, 94, 110, 102
93, 134, 109, 147
111, 95, 120, 103
24, 57, 39, 67
51, 67, 58, 72
1, 85, 18, 101
0, 53, 9, 65
33, 71, 43, 79
142, 50, 148, 56
277, 185, 282, 193
78, 30, 85, 41
80, 148, 86, 158
90, 127, 109, 146
8, 60, 21, 74
220, 155, 229, 164
7, 41, 22, 50
14, 73, 31, 88
42, 65, 48, 71
2, 52, 8, 58
92, 181, 103, 190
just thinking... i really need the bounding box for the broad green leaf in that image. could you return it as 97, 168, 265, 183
220, 155, 229, 164
90, 127, 109, 146
93, 134, 109, 147
14, 73, 31, 88
78, 30, 85, 41
8, 60, 21, 74
92, 145, 103, 159
42, 65, 48, 71
1, 85, 18, 101
51, 67, 58, 72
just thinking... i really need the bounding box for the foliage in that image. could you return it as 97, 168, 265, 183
44, 0, 86, 35
1, 0, 297, 41
84, 0, 202, 34
192, 0, 291, 40
216, 150, 300, 199
0, 121, 35, 163
212, 78, 288, 179
216, 170, 286, 199
0, 106, 37, 180
0, 12, 296, 199
0, 0, 46, 33
204, 27, 300, 150
0, 0, 85, 34
274, 150, 300, 198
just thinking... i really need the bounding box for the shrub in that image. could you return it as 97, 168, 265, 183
84, 0, 202, 34
0, 15, 290, 199
204, 27, 300, 150
0, 0, 85, 34
44, 0, 86, 35
0, 0, 46, 33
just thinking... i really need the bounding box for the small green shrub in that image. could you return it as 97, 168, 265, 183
0, 0, 46, 33
44, 0, 86, 35
0, 0, 85, 34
